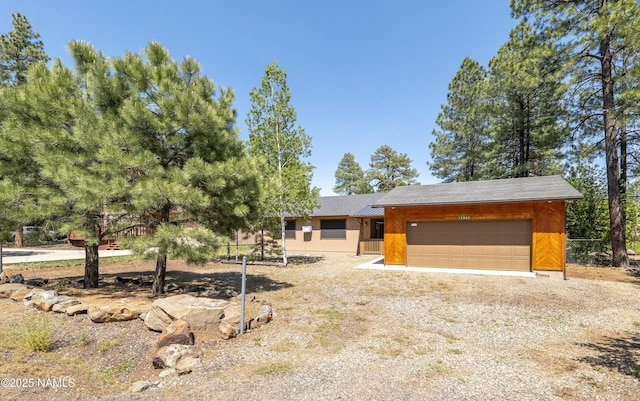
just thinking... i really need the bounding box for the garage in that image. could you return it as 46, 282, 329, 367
406, 220, 531, 271
374, 176, 584, 275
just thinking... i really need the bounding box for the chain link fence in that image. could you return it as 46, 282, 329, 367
566, 239, 605, 265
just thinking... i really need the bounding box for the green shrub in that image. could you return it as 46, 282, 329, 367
13, 312, 54, 352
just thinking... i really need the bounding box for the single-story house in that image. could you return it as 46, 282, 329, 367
372, 175, 583, 277
284, 193, 386, 256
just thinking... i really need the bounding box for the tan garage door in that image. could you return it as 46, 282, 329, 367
406, 220, 531, 271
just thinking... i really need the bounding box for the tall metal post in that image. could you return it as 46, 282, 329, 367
239, 256, 247, 334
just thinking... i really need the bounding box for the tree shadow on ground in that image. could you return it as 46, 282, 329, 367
576, 332, 640, 378
36, 268, 293, 300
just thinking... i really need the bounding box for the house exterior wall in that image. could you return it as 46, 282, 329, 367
383, 201, 566, 271
284, 217, 363, 255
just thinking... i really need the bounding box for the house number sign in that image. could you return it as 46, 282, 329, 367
458, 216, 471, 220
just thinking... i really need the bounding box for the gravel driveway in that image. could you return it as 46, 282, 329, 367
2, 255, 639, 400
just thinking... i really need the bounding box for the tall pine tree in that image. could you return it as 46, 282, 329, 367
115, 42, 261, 295
429, 57, 491, 182
486, 20, 568, 178
512, 0, 640, 267
0, 13, 50, 248
334, 152, 372, 195
0, 13, 49, 85
367, 145, 418, 192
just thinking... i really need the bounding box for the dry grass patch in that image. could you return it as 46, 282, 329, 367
270, 340, 296, 352
253, 361, 293, 376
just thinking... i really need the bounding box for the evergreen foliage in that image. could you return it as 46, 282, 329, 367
486, 20, 568, 178
0, 13, 49, 85
333, 152, 372, 195
367, 145, 418, 192
429, 57, 491, 182
511, 0, 640, 266
0, 13, 50, 248
113, 42, 260, 294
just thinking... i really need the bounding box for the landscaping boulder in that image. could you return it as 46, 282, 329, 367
157, 319, 195, 348
152, 344, 202, 374
129, 381, 156, 393
0, 283, 28, 298
88, 298, 151, 323
218, 321, 238, 340
0, 271, 8, 284
66, 303, 90, 316
220, 303, 241, 326
9, 274, 24, 284
9, 287, 31, 302
257, 304, 273, 323
144, 294, 230, 331
20, 289, 74, 312
52, 299, 82, 313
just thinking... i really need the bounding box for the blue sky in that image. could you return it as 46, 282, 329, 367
1, 1, 517, 195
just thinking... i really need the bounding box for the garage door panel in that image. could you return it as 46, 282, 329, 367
406, 220, 531, 272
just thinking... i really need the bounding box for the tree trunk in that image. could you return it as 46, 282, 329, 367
280, 215, 288, 266
14, 223, 23, 248
601, 31, 628, 268
84, 243, 100, 288
152, 204, 171, 296
152, 254, 167, 296
261, 226, 265, 261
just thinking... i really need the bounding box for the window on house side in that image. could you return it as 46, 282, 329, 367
320, 219, 346, 239
284, 220, 296, 239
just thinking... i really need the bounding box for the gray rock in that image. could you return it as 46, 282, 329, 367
22, 289, 65, 311
52, 299, 82, 313
9, 273, 24, 284
39, 295, 73, 312
129, 381, 154, 393
153, 344, 202, 374
25, 278, 48, 287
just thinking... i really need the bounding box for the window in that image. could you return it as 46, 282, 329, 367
321, 219, 346, 239
285, 220, 296, 239
372, 219, 384, 239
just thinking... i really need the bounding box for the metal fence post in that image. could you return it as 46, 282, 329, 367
239, 256, 247, 334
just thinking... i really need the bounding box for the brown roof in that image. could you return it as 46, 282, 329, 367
372, 175, 583, 208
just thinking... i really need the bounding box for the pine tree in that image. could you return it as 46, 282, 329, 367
1, 42, 132, 287
333, 152, 372, 195
367, 145, 418, 192
246, 61, 319, 265
512, 0, 640, 267
486, 20, 568, 178
114, 42, 261, 295
429, 57, 491, 182
0, 13, 49, 248
0, 13, 49, 85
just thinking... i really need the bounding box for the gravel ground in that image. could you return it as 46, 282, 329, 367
2, 255, 640, 400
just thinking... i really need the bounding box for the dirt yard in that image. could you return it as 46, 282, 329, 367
1, 254, 639, 400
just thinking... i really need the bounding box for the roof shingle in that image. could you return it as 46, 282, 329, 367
372, 175, 583, 208
301, 193, 386, 217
